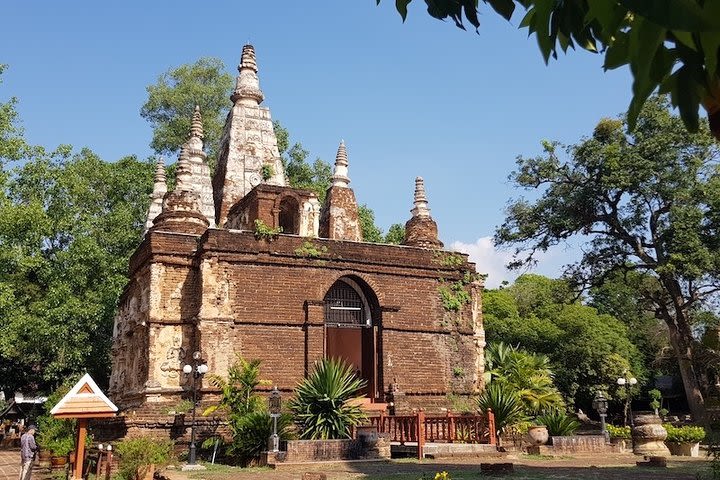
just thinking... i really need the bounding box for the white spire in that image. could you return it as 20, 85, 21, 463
144, 156, 167, 233
331, 140, 350, 188
411, 176, 431, 217
175, 145, 192, 191
231, 44, 264, 105
154, 156, 167, 187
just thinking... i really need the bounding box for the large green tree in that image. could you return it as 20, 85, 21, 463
141, 57, 233, 168
495, 96, 720, 423
382, 1, 720, 140
484, 274, 645, 409
0, 64, 152, 394
0, 149, 152, 393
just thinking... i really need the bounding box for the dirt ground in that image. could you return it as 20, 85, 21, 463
0, 449, 711, 480
161, 453, 713, 480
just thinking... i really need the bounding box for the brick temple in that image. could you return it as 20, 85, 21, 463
108, 45, 486, 421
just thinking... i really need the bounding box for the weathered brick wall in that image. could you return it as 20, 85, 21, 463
111, 228, 485, 416
268, 437, 390, 464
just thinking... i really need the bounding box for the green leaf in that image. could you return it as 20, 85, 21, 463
626, 74, 657, 130
603, 32, 630, 70
485, 0, 515, 21
396, 0, 412, 21
587, 1, 626, 33
675, 65, 701, 132
699, 32, 720, 78
462, 0, 481, 30
519, 8, 535, 29
619, 0, 720, 32
531, 0, 555, 64
671, 30, 697, 50
649, 46, 677, 83
628, 17, 666, 81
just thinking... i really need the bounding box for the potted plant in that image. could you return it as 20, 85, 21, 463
526, 423, 549, 446
536, 409, 580, 443
663, 424, 705, 457
46, 436, 74, 467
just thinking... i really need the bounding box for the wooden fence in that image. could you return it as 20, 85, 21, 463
367, 409, 496, 459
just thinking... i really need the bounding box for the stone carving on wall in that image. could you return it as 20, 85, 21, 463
159, 335, 186, 379
470, 280, 486, 391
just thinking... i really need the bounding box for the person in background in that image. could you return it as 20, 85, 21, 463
19, 425, 37, 480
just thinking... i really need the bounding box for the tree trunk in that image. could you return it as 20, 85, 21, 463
666, 320, 707, 425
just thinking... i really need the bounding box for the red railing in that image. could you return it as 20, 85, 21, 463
368, 409, 496, 459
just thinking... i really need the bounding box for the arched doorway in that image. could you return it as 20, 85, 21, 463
278, 196, 300, 234
323, 277, 379, 400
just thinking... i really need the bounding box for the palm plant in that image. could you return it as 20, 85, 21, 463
228, 411, 295, 466
536, 409, 580, 436
477, 382, 527, 436
289, 358, 367, 439
484, 342, 564, 415
204, 356, 268, 417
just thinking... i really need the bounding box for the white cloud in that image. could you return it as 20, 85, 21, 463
450, 237, 516, 288
450, 237, 575, 289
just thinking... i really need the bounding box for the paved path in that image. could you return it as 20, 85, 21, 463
0, 450, 20, 480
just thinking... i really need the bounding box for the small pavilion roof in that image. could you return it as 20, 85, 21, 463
50, 374, 118, 419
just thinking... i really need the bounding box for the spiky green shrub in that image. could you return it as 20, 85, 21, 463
536, 409, 580, 436
203, 356, 287, 466
289, 358, 367, 439
477, 382, 526, 436
229, 411, 295, 466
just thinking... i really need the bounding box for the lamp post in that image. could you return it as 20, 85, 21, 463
268, 386, 282, 453
183, 351, 208, 466
617, 374, 637, 427
592, 391, 609, 442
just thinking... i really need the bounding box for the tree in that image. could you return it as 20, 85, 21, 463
0, 146, 152, 393
384, 223, 406, 244
495, 96, 720, 423
382, 1, 720, 140
274, 121, 333, 202
484, 275, 645, 409
484, 342, 564, 415
140, 57, 233, 168
204, 356, 294, 465
358, 204, 384, 242
590, 271, 677, 381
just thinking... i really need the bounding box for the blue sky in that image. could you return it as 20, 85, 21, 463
2, 1, 632, 286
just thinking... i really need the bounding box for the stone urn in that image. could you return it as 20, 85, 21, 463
632, 413, 670, 456
527, 425, 549, 445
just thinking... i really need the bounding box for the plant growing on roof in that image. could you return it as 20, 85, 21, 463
260, 163, 274, 181
294, 240, 328, 258
289, 358, 367, 439
253, 219, 282, 241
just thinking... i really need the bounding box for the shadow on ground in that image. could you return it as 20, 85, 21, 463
175, 455, 711, 480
